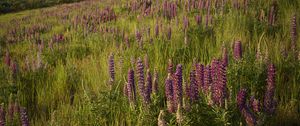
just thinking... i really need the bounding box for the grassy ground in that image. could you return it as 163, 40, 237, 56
0, 0, 299, 125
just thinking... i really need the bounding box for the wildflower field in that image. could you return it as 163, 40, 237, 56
0, 0, 299, 125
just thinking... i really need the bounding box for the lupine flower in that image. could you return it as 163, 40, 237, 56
264, 64, 276, 114
234, 40, 242, 60
183, 16, 189, 31
20, 107, 29, 126
189, 69, 198, 102
195, 63, 204, 92
165, 74, 175, 113
250, 96, 261, 113
291, 14, 297, 56
4, 51, 11, 66
127, 69, 136, 102
212, 60, 227, 106
153, 69, 159, 94
237, 89, 257, 126
136, 58, 145, 98
158, 110, 167, 126
268, 1, 277, 26
144, 69, 152, 104
174, 64, 183, 106
0, 105, 5, 126
203, 65, 212, 94
108, 53, 115, 84
195, 15, 202, 26
222, 46, 228, 67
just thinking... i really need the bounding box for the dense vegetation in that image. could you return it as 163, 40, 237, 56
0, 0, 299, 125
0, 0, 81, 14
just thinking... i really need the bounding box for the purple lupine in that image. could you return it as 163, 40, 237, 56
250, 96, 261, 113
108, 53, 115, 84
195, 15, 202, 26
237, 89, 257, 126
167, 26, 172, 40
210, 59, 219, 83
203, 65, 212, 94
222, 46, 228, 67
4, 51, 11, 66
136, 30, 142, 48
189, 69, 198, 102
234, 40, 242, 60
268, 1, 277, 26
153, 69, 159, 94
144, 69, 152, 104
165, 74, 175, 113
212, 60, 227, 106
183, 16, 189, 31
136, 58, 145, 98
20, 107, 29, 126
127, 69, 136, 102
291, 14, 297, 56
264, 64, 276, 114
174, 64, 183, 106
0, 105, 5, 126
195, 63, 204, 92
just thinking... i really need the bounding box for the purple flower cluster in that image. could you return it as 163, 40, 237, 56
203, 65, 212, 94
174, 64, 183, 106
264, 64, 276, 114
136, 58, 145, 99
195, 63, 204, 93
189, 69, 198, 102
211, 59, 227, 106
237, 89, 257, 126
165, 74, 175, 113
20, 107, 30, 126
234, 40, 242, 60
127, 69, 136, 103
195, 15, 202, 26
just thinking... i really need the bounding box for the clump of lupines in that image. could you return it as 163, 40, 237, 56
291, 14, 297, 57
144, 69, 152, 104
233, 40, 242, 60
0, 105, 5, 126
237, 89, 257, 126
108, 53, 115, 84
165, 74, 175, 113
174, 64, 183, 106
264, 64, 276, 114
20, 107, 29, 126
136, 58, 145, 98
162, 1, 177, 20
127, 69, 136, 103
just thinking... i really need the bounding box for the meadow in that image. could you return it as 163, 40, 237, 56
0, 0, 299, 125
